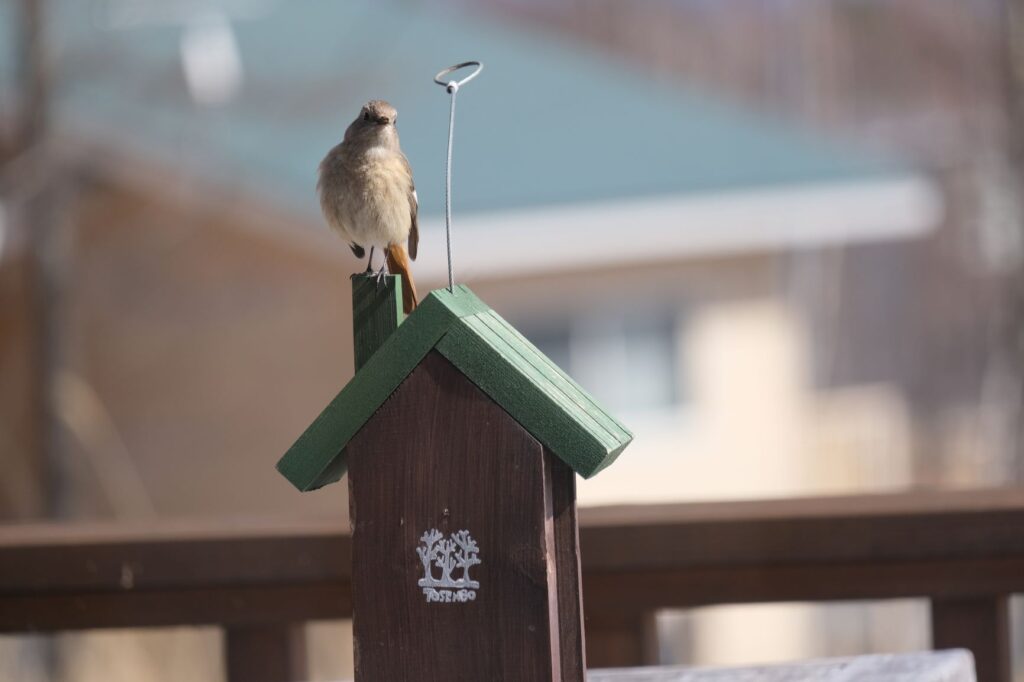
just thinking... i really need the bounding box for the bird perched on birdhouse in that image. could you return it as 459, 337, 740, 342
279, 72, 631, 680
318, 99, 420, 314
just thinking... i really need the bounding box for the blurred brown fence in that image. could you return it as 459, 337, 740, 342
2, 488, 1023, 681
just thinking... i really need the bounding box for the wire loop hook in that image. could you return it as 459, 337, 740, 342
434, 61, 483, 91
434, 61, 482, 292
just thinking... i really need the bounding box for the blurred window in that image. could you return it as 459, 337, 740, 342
521, 310, 680, 413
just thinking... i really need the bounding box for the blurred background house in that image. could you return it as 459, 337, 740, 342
1, 0, 1022, 680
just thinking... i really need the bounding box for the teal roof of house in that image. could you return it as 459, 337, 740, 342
0, 1, 905, 224
277, 284, 633, 490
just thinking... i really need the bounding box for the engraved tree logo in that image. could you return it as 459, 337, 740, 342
435, 538, 458, 585
416, 528, 481, 590
451, 529, 481, 588
416, 529, 444, 587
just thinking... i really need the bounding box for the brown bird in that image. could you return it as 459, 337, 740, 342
318, 99, 419, 313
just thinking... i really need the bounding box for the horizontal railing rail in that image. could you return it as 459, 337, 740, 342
2, 487, 1022, 681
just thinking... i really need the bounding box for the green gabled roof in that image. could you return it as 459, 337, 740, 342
276, 286, 633, 491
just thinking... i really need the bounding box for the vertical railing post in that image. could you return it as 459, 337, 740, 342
931, 596, 1011, 682
225, 624, 307, 682
584, 610, 659, 669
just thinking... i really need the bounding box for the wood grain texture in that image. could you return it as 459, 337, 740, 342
932, 596, 1010, 682
351, 274, 403, 371
276, 287, 473, 491
277, 285, 633, 491
347, 351, 559, 681
550, 452, 586, 681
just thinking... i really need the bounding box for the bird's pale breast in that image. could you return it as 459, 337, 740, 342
320, 145, 412, 250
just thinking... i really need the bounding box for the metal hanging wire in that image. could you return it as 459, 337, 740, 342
434, 61, 483, 292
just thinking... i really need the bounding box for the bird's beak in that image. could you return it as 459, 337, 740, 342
376, 117, 390, 125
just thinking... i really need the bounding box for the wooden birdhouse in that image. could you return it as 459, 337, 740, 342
277, 276, 632, 681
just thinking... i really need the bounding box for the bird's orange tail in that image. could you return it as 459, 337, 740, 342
387, 244, 418, 314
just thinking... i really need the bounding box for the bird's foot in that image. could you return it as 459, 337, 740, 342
374, 264, 390, 288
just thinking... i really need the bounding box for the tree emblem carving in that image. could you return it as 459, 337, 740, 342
416, 528, 481, 602
451, 529, 481, 588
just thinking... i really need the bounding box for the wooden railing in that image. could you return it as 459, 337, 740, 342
2, 487, 1022, 682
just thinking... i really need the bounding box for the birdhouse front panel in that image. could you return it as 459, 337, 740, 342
346, 350, 563, 681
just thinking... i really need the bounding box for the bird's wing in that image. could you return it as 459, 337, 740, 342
318, 146, 355, 242
409, 189, 419, 260
403, 153, 419, 260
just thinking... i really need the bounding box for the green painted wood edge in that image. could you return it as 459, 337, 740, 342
430, 284, 492, 317
474, 309, 632, 445
352, 274, 404, 371
485, 309, 632, 438
437, 314, 633, 479
276, 284, 631, 489
460, 312, 621, 449
275, 285, 484, 491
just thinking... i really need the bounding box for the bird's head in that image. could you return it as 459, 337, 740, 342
344, 99, 399, 147
359, 100, 397, 126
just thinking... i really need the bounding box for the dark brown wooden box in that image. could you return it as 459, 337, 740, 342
277, 278, 632, 680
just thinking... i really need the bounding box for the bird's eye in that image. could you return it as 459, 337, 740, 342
363, 112, 370, 122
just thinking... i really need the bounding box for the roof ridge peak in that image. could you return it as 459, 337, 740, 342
277, 284, 632, 491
